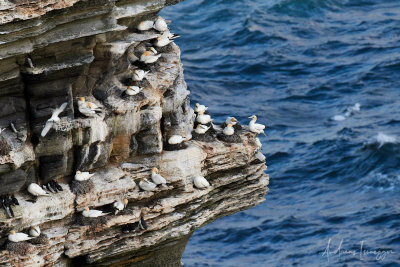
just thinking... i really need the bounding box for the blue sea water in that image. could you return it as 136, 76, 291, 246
161, 0, 400, 266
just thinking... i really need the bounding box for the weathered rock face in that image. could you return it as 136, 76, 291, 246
0, 0, 269, 266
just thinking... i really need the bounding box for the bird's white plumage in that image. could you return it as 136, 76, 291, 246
126, 86, 142, 96
78, 98, 101, 117
28, 183, 50, 197
154, 34, 174, 47
168, 135, 184, 144
137, 20, 154, 31
151, 169, 167, 185
196, 112, 213, 124
225, 117, 238, 126
194, 103, 207, 113
255, 137, 262, 150
75, 171, 94, 181
82, 208, 107, 218
194, 124, 210, 134
139, 179, 157, 191
41, 102, 68, 137
223, 125, 235, 136
29, 226, 41, 237
133, 69, 149, 81
140, 50, 162, 64
113, 199, 128, 214
249, 115, 266, 135
153, 16, 168, 32
193, 176, 210, 189
8, 231, 32, 242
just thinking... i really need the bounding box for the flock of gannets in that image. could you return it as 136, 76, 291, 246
8, 225, 42, 242
5, 15, 267, 244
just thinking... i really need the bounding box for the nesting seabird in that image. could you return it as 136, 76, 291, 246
139, 178, 157, 191
223, 124, 234, 136
248, 115, 266, 135
82, 207, 108, 218
123, 85, 142, 97
196, 111, 213, 124
168, 135, 186, 145
153, 16, 169, 32
193, 176, 210, 189
8, 230, 33, 242
194, 124, 210, 135
154, 31, 180, 47
75, 170, 94, 181
28, 183, 50, 197
77, 97, 102, 117
137, 20, 154, 31
194, 103, 207, 113
151, 168, 167, 186
113, 199, 128, 215
140, 49, 162, 64
29, 226, 41, 237
133, 69, 149, 81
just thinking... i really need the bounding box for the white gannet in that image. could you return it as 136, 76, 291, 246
74, 170, 94, 181
153, 16, 168, 32
29, 226, 41, 237
133, 69, 150, 81
41, 102, 68, 137
194, 124, 210, 134
139, 178, 157, 191
194, 103, 207, 113
151, 168, 167, 185
255, 137, 262, 150
140, 50, 162, 64
154, 31, 180, 47
113, 199, 128, 215
154, 34, 174, 47
28, 183, 50, 197
8, 230, 33, 242
168, 135, 185, 145
82, 207, 108, 218
193, 176, 210, 189
225, 117, 238, 126
248, 115, 266, 136
124, 86, 142, 96
77, 97, 102, 117
223, 124, 234, 136
137, 20, 154, 31
196, 111, 213, 124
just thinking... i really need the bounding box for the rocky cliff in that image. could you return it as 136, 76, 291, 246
0, 0, 269, 266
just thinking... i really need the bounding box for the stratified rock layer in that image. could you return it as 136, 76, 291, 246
0, 0, 269, 266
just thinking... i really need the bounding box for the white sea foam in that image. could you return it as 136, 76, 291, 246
376, 132, 397, 148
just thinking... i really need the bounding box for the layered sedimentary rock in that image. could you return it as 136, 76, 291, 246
0, 0, 269, 266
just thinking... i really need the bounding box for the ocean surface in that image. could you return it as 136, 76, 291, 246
161, 0, 400, 266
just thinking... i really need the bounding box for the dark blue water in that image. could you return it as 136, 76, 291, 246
161, 0, 400, 266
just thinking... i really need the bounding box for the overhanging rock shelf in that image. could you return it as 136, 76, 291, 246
0, 0, 269, 266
